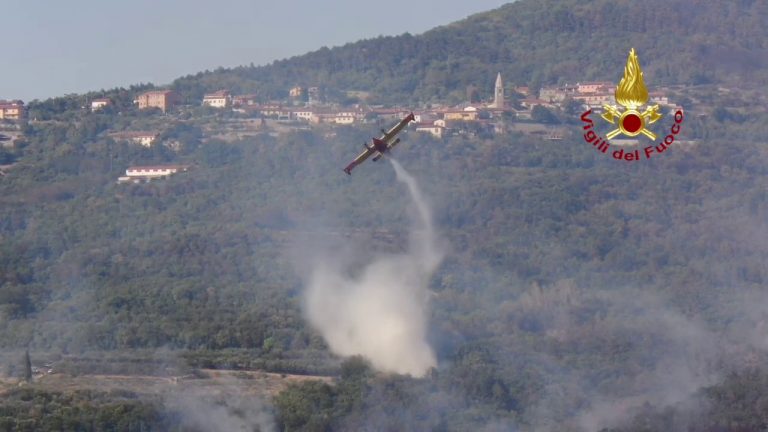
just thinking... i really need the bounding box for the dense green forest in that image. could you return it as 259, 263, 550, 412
170, 0, 768, 104
2, 0, 768, 430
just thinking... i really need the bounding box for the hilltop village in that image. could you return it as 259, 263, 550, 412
96, 74, 681, 141
0, 74, 706, 182
2, 72, 683, 138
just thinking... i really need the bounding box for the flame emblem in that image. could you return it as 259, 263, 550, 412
601, 48, 662, 140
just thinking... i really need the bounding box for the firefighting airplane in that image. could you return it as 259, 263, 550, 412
343, 112, 416, 175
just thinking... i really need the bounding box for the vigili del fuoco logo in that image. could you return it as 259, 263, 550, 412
580, 48, 684, 162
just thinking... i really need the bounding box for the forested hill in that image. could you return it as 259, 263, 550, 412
3, 1, 768, 430
172, 0, 768, 104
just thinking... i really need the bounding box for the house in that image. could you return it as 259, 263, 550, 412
0, 100, 25, 120
117, 165, 190, 183
293, 109, 314, 121
333, 110, 362, 125
232, 94, 259, 107
415, 121, 446, 138
310, 112, 336, 124
370, 108, 413, 123
202, 90, 231, 108
289, 87, 304, 98
573, 93, 614, 108
514, 86, 530, 96
334, 113, 356, 125
413, 112, 438, 124
255, 105, 287, 118
91, 98, 112, 112
539, 85, 577, 103
577, 81, 613, 94
572, 89, 667, 109
135, 90, 178, 112
109, 131, 160, 147
520, 98, 551, 109
443, 106, 480, 121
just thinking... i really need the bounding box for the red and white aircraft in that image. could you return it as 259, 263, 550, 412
343, 112, 415, 175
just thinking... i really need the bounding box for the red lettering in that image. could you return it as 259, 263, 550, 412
664, 135, 674, 145
656, 143, 667, 153
674, 110, 684, 123
625, 151, 635, 161
581, 110, 593, 125
584, 130, 597, 143
671, 123, 680, 134
644, 146, 654, 159
613, 149, 624, 160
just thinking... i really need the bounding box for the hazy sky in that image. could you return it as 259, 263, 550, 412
2, 0, 509, 101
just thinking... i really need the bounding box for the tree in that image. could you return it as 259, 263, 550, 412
274, 381, 337, 431
0, 146, 15, 165
23, 350, 32, 383
563, 98, 586, 118
531, 105, 559, 124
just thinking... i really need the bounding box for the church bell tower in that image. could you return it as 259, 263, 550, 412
493, 72, 504, 109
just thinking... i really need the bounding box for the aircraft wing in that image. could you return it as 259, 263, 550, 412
378, 112, 415, 144
343, 146, 376, 175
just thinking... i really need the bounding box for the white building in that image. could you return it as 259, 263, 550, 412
415, 120, 446, 138
334, 111, 357, 125
118, 165, 190, 183
202, 90, 231, 108
109, 131, 159, 147
293, 110, 314, 121
91, 98, 111, 112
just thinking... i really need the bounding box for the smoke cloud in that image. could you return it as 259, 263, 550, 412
302, 159, 442, 376
168, 384, 276, 432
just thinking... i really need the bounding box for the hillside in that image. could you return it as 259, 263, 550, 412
1, 0, 768, 430
171, 0, 768, 103
2, 113, 768, 429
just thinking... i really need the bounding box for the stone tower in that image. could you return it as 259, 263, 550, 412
492, 72, 504, 109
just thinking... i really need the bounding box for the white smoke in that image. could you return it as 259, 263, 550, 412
169, 387, 276, 432
302, 159, 442, 376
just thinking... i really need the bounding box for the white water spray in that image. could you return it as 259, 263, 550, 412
303, 160, 442, 376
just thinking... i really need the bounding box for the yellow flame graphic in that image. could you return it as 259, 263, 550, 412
615, 48, 649, 109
